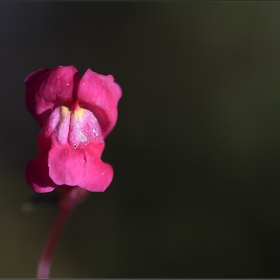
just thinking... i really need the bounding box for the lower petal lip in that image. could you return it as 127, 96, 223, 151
48, 144, 113, 192
25, 149, 56, 193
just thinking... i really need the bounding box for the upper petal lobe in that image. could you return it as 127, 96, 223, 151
25, 66, 80, 127
77, 69, 122, 137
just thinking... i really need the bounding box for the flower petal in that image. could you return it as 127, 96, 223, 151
25, 66, 80, 127
48, 144, 113, 192
37, 106, 71, 151
69, 108, 104, 150
77, 69, 122, 137
26, 149, 56, 193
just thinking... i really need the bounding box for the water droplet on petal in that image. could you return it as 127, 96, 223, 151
92, 128, 99, 136
80, 134, 87, 142
66, 83, 70, 86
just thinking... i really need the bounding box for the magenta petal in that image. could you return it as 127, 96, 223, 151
37, 106, 71, 151
48, 145, 113, 192
77, 69, 122, 138
24, 68, 50, 87
25, 66, 80, 127
26, 149, 56, 193
81, 147, 114, 192
69, 108, 104, 150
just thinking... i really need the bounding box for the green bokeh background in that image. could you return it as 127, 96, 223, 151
1, 1, 280, 277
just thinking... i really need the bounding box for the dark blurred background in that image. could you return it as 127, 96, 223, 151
1, 1, 280, 278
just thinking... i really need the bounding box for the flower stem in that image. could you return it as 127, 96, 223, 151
36, 187, 89, 279
36, 205, 72, 279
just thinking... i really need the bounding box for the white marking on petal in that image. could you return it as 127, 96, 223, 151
79, 134, 87, 142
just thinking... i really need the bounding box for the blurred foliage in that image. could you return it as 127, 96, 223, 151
1, 1, 280, 278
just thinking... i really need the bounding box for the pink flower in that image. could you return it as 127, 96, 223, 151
25, 66, 122, 193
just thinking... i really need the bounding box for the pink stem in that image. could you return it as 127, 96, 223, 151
36, 206, 72, 279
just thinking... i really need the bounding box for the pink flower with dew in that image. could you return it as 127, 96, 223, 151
25, 66, 122, 194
